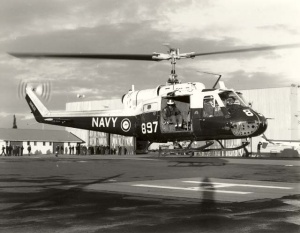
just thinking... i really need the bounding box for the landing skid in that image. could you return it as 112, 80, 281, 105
158, 140, 250, 156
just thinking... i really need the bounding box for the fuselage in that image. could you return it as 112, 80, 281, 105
25, 82, 268, 143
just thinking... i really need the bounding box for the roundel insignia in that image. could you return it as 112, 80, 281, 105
121, 118, 131, 132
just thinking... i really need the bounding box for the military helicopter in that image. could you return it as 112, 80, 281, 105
9, 43, 299, 153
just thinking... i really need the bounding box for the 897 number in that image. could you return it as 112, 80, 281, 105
141, 121, 158, 134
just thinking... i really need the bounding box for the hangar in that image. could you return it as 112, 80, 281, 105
241, 84, 299, 155
0, 128, 83, 155
65, 84, 299, 156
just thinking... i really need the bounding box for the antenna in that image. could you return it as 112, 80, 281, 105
197, 71, 222, 88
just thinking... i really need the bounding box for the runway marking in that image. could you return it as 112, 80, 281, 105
133, 184, 252, 195
183, 181, 294, 190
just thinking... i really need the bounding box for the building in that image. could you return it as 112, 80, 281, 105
65, 85, 300, 156
0, 128, 84, 155
241, 85, 299, 155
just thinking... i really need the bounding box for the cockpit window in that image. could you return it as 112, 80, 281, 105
203, 95, 224, 117
236, 92, 249, 106
219, 91, 247, 107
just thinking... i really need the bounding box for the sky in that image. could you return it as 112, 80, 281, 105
0, 0, 299, 130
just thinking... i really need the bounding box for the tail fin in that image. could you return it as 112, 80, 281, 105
25, 87, 50, 122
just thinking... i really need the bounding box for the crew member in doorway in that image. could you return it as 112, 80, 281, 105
163, 100, 183, 128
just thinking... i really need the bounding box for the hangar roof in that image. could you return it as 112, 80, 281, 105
0, 128, 84, 143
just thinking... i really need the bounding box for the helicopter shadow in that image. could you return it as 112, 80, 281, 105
165, 157, 227, 167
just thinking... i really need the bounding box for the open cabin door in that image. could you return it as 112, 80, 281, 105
160, 95, 191, 133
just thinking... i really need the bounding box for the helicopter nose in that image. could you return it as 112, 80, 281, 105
230, 112, 268, 137
257, 114, 268, 135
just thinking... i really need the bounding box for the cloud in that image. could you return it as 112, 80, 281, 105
224, 70, 291, 90
0, 112, 10, 118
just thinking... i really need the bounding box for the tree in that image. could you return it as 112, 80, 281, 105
12, 115, 17, 129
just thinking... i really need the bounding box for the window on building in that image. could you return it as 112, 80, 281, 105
68, 142, 70, 146
49, 142, 52, 146
34, 141, 37, 146
27, 141, 30, 145
43, 142, 46, 146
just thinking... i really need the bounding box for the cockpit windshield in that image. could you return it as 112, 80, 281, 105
219, 91, 247, 107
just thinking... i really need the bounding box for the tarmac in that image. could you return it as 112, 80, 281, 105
0, 152, 299, 232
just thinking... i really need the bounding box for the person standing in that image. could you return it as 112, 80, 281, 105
1, 145, 5, 156
9, 144, 13, 156
20, 145, 24, 156
27, 145, 31, 155
257, 142, 262, 157
12, 145, 16, 156
76, 144, 80, 155
16, 146, 20, 156
55, 145, 59, 157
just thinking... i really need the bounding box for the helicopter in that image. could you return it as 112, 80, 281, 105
9, 43, 299, 154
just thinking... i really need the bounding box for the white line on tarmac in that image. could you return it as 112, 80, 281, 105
133, 184, 252, 195
183, 181, 293, 190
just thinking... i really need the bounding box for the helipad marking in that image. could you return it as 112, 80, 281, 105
183, 181, 293, 190
133, 184, 251, 195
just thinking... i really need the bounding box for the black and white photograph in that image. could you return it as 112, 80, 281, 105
0, 0, 299, 232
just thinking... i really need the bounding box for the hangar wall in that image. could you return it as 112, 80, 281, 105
240, 85, 299, 153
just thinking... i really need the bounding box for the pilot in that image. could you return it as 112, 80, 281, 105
226, 96, 240, 116
203, 97, 214, 117
226, 96, 235, 106
163, 100, 182, 127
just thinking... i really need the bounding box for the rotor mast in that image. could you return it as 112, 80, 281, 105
160, 44, 195, 84
169, 47, 179, 84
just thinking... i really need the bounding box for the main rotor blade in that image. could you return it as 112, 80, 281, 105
8, 52, 156, 61
193, 43, 300, 57
9, 43, 300, 61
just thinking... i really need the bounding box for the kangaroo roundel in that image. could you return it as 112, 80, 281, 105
121, 118, 131, 132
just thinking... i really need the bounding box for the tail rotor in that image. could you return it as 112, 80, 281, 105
18, 80, 52, 102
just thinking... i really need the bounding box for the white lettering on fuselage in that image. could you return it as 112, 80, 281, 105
29, 101, 37, 112
92, 117, 118, 128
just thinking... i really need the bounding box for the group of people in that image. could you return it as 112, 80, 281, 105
1, 145, 26, 156
54, 144, 128, 156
